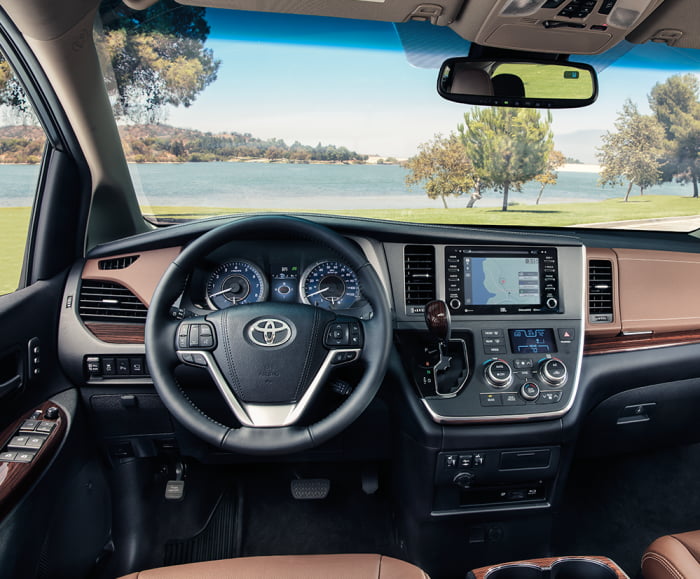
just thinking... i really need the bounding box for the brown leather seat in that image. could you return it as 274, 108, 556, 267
642, 530, 700, 578
118, 553, 430, 578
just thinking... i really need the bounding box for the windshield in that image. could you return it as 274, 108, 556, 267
93, 2, 700, 231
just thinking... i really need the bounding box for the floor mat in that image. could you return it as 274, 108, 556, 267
164, 488, 243, 566
553, 443, 700, 577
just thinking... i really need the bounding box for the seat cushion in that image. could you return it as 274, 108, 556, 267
119, 553, 429, 579
642, 531, 700, 579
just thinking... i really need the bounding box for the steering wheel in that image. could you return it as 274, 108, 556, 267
145, 215, 392, 455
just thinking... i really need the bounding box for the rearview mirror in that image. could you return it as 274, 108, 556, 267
437, 58, 598, 108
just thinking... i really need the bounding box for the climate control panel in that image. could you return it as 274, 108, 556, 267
417, 321, 582, 423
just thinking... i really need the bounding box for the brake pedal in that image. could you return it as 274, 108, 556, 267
291, 478, 330, 500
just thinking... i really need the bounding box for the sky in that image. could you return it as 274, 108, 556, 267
164, 9, 700, 161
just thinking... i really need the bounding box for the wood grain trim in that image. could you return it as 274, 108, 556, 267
0, 401, 67, 521
616, 248, 700, 335
82, 246, 181, 307
470, 556, 628, 579
585, 248, 621, 338
84, 322, 145, 344
585, 329, 700, 356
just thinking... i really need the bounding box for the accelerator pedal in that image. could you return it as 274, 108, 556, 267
291, 478, 330, 500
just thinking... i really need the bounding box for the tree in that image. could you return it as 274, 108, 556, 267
98, 0, 220, 123
597, 99, 665, 202
458, 108, 553, 211
649, 74, 700, 198
405, 133, 476, 209
534, 150, 566, 205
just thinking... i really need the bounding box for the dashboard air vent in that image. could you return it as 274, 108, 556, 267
588, 259, 613, 323
404, 245, 436, 312
79, 280, 147, 323
98, 255, 139, 270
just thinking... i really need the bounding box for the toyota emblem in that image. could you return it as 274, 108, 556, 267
248, 318, 293, 347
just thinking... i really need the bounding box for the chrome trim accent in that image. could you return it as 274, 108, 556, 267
247, 318, 293, 347
434, 338, 469, 398
621, 330, 653, 336
178, 348, 360, 427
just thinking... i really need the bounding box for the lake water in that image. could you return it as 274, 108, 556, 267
0, 162, 694, 209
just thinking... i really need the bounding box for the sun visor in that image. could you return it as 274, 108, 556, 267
175, 0, 465, 27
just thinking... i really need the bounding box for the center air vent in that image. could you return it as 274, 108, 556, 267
79, 280, 147, 323
588, 259, 613, 323
404, 245, 436, 312
98, 255, 139, 270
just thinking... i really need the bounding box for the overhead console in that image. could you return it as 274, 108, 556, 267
388, 242, 584, 424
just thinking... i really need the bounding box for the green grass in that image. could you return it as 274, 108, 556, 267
0, 196, 697, 296
144, 195, 700, 228
0, 207, 31, 295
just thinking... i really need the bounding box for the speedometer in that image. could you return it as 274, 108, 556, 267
300, 260, 361, 310
206, 260, 268, 309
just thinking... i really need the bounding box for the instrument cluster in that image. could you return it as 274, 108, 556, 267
202, 257, 367, 314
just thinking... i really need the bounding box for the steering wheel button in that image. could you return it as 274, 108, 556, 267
192, 354, 208, 366
181, 353, 194, 364
188, 325, 200, 347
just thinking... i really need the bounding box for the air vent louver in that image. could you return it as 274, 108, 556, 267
79, 280, 147, 323
404, 245, 436, 312
98, 255, 139, 270
588, 259, 613, 323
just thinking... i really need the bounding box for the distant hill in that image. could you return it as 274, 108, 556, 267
554, 130, 605, 165
0, 125, 45, 164
0, 124, 369, 164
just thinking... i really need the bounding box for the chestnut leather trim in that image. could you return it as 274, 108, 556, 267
117, 554, 429, 579
642, 532, 700, 579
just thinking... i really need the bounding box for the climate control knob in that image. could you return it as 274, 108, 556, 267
484, 359, 513, 389
539, 357, 568, 387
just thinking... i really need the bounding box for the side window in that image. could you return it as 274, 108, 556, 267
0, 53, 47, 295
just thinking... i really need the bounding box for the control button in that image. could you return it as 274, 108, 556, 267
130, 358, 144, 375
521, 383, 540, 401
86, 357, 101, 374
103, 357, 115, 375
188, 324, 200, 348
590, 24, 608, 30
181, 353, 194, 364
332, 351, 357, 364
14, 451, 36, 463
0, 451, 17, 461
8, 435, 29, 449
20, 420, 40, 432
36, 421, 56, 434
44, 407, 59, 420
513, 359, 533, 369
25, 435, 47, 450
540, 391, 563, 404
540, 358, 568, 386
116, 358, 130, 375
484, 345, 507, 355
453, 472, 474, 489
459, 454, 473, 468
480, 393, 502, 406
558, 328, 575, 343
598, 0, 617, 14
199, 324, 215, 348
484, 360, 513, 389
542, 0, 566, 7
445, 455, 458, 468
192, 354, 208, 367
177, 324, 189, 349
325, 323, 349, 347
503, 393, 526, 406
473, 453, 485, 466
482, 329, 503, 338
546, 297, 559, 309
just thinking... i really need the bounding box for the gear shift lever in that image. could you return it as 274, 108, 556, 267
425, 300, 451, 344
425, 300, 452, 376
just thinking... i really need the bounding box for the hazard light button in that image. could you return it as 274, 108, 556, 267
557, 328, 575, 343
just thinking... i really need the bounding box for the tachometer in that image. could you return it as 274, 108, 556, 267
300, 260, 361, 310
206, 260, 268, 309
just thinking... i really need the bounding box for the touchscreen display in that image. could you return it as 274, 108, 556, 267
509, 328, 557, 354
463, 257, 540, 306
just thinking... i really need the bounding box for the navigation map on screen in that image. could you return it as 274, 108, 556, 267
464, 257, 540, 306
